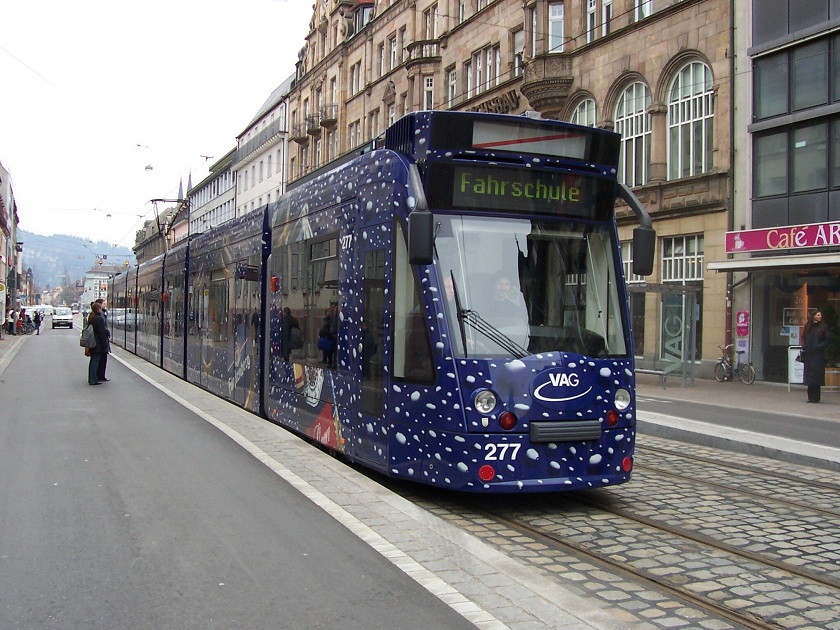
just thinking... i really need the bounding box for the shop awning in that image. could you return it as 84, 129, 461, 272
707, 252, 840, 272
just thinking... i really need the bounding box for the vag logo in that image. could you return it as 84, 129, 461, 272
532, 370, 593, 403
548, 373, 579, 387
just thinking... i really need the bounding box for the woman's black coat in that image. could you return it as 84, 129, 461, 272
91, 313, 111, 356
802, 322, 830, 386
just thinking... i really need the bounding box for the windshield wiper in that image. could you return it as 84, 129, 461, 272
450, 270, 470, 357
459, 309, 529, 359
450, 270, 528, 359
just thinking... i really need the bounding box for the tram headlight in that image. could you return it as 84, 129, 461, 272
474, 390, 497, 414
614, 388, 631, 411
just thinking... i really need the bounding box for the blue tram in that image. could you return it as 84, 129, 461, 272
109, 111, 654, 493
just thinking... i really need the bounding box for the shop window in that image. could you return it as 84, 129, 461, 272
660, 235, 703, 363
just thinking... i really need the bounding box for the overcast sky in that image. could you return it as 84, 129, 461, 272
1, 0, 311, 254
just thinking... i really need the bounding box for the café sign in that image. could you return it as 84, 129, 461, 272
725, 221, 840, 254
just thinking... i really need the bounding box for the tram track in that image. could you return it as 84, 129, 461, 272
465, 501, 786, 630
388, 432, 840, 629
572, 491, 840, 592
638, 443, 840, 494
633, 459, 840, 521
446, 489, 840, 630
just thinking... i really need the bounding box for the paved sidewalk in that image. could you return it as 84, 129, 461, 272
636, 371, 839, 421
0, 332, 26, 375
635, 370, 840, 472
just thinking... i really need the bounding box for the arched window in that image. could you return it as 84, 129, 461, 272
571, 98, 597, 127
614, 82, 651, 186
668, 61, 714, 180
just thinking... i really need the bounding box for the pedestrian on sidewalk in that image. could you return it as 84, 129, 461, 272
94, 298, 110, 382
802, 309, 831, 403
87, 302, 111, 385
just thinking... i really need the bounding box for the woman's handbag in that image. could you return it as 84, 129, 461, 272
317, 335, 333, 352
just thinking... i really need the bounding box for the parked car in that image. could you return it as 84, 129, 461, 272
52, 307, 74, 329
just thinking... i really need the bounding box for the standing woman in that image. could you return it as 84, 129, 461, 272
87, 302, 111, 385
802, 309, 831, 403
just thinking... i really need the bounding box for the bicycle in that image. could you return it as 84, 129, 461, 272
18, 321, 36, 335
714, 344, 756, 384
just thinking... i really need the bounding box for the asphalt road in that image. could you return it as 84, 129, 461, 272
0, 327, 474, 629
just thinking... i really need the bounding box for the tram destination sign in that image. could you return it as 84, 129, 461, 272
425, 163, 612, 220
725, 220, 840, 253
472, 120, 587, 159
426, 113, 621, 166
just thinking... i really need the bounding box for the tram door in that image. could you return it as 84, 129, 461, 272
353, 234, 388, 468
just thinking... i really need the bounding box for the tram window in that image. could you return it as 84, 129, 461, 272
276, 231, 341, 368
290, 242, 301, 292
309, 235, 340, 368
210, 269, 229, 343
362, 248, 385, 415
393, 221, 435, 383
310, 237, 339, 291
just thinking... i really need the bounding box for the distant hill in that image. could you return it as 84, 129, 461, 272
18, 230, 135, 290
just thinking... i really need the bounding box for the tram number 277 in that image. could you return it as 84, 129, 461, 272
484, 443, 521, 461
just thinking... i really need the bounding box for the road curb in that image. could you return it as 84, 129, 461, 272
638, 412, 840, 472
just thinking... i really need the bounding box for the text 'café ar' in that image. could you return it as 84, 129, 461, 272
708, 219, 840, 383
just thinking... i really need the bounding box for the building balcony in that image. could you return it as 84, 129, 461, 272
231, 119, 283, 167
291, 124, 309, 145
405, 40, 441, 68
306, 114, 322, 136
320, 104, 338, 128
519, 54, 574, 117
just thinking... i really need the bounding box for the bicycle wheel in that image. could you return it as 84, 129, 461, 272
714, 361, 728, 382
740, 363, 756, 385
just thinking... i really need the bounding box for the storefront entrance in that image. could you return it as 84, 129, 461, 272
749, 270, 840, 383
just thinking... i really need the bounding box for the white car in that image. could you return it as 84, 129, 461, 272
52, 307, 74, 329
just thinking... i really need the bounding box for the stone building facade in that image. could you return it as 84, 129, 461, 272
285, 0, 732, 377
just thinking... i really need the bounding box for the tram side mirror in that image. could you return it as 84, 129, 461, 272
632, 226, 656, 276
408, 208, 434, 265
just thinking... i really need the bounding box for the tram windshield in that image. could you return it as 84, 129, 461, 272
434, 215, 628, 359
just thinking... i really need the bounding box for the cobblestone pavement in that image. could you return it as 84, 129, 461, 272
410, 435, 840, 629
